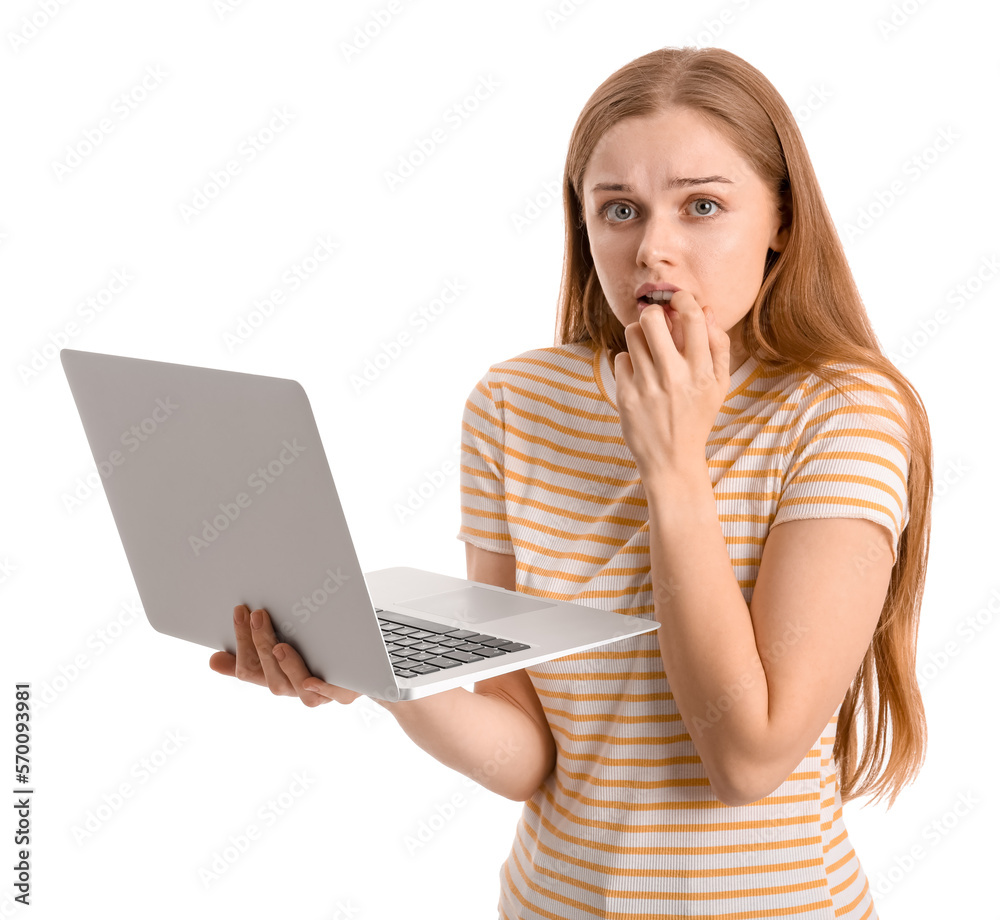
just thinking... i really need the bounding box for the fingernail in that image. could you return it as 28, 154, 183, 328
234, 606, 245, 625
273, 645, 285, 661
250, 609, 262, 629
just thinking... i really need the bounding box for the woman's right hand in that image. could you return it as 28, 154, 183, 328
209, 604, 362, 707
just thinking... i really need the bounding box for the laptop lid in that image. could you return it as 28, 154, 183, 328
60, 348, 400, 699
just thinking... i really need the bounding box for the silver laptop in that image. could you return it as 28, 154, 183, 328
60, 348, 659, 702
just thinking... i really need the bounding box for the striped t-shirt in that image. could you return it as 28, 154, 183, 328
456, 340, 910, 920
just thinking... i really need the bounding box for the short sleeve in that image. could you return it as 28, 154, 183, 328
772, 367, 911, 565
455, 370, 514, 555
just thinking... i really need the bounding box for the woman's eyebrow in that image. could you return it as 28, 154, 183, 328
590, 176, 734, 192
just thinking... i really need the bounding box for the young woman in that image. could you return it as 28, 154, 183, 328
212, 46, 932, 920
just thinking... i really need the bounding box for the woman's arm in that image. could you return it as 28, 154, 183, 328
373, 543, 556, 802
644, 467, 894, 807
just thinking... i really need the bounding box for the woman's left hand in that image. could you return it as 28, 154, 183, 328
614, 290, 731, 484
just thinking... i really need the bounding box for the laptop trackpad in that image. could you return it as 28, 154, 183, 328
396, 585, 556, 624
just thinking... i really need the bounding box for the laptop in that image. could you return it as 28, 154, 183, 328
60, 348, 659, 702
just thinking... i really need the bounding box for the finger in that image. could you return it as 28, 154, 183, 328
624, 313, 659, 386
666, 291, 711, 372
209, 650, 237, 677
249, 607, 297, 696
705, 308, 732, 385
636, 301, 678, 371
233, 604, 268, 686
271, 642, 345, 707
613, 349, 634, 391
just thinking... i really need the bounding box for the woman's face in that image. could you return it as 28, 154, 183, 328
581, 106, 787, 370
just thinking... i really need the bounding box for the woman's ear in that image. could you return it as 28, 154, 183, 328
769, 184, 791, 253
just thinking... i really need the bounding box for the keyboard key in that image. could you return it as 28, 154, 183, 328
409, 664, 440, 675
377, 610, 533, 659
392, 667, 419, 677
378, 612, 461, 634
441, 649, 486, 663
406, 651, 437, 662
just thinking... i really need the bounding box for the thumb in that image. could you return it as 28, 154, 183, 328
706, 309, 730, 383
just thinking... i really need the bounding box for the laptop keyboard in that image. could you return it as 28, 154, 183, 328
376, 608, 532, 679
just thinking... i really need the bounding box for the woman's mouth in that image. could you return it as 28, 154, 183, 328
638, 291, 674, 306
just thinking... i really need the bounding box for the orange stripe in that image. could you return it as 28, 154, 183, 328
522, 795, 825, 856
549, 770, 821, 812
515, 817, 825, 878
509, 816, 836, 908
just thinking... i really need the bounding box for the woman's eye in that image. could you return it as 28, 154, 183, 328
690, 198, 719, 217
604, 203, 634, 222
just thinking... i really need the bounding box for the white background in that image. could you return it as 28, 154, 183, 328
2, 0, 998, 917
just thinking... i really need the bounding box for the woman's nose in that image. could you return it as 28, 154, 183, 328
635, 213, 682, 266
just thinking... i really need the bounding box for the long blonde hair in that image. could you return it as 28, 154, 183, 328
554, 46, 931, 808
